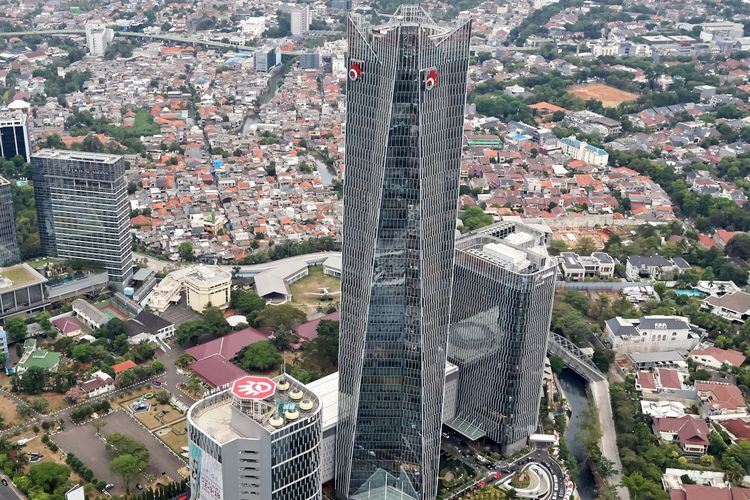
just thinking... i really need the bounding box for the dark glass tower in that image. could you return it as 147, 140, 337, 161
447, 222, 556, 453
335, 6, 471, 499
0, 176, 20, 266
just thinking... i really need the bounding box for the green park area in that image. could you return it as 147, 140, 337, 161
289, 266, 341, 311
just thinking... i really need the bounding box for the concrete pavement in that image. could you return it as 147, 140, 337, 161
0, 476, 24, 500
590, 380, 629, 500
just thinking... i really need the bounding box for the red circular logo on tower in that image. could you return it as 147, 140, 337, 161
231, 376, 276, 400
349, 62, 362, 81
425, 70, 438, 90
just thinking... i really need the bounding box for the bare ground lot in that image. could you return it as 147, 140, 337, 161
0, 393, 30, 427
54, 410, 185, 496
568, 83, 639, 108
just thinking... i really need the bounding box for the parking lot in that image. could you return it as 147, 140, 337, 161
160, 296, 201, 326
54, 410, 186, 495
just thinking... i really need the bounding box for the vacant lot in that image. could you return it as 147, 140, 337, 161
568, 83, 639, 108
0, 393, 30, 427
20, 392, 70, 414
289, 266, 341, 312
155, 419, 188, 455
54, 410, 185, 496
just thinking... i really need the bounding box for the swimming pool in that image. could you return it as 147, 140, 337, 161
674, 289, 706, 297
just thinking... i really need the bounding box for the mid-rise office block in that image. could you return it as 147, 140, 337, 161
0, 112, 31, 162
188, 375, 322, 499
447, 221, 556, 454
291, 6, 311, 36
336, 6, 471, 499
32, 150, 133, 289
300, 51, 321, 70
255, 46, 281, 73
85, 21, 114, 56
0, 177, 20, 266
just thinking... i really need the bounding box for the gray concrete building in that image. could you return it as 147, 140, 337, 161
31, 150, 132, 289
0, 176, 20, 266
447, 221, 557, 454
336, 6, 471, 499
188, 375, 322, 499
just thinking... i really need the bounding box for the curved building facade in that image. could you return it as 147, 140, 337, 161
336, 6, 471, 499
187, 375, 322, 499
447, 221, 556, 454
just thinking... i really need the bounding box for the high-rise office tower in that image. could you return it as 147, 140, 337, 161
447, 221, 556, 454
336, 6, 471, 499
85, 21, 114, 57
0, 112, 31, 162
0, 176, 20, 266
291, 6, 311, 36
32, 150, 133, 289
188, 375, 322, 499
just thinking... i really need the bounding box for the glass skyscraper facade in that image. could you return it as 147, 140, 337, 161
32, 149, 133, 289
0, 112, 31, 162
336, 6, 471, 499
0, 176, 20, 266
447, 222, 556, 453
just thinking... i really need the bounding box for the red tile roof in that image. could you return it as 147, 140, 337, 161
52, 317, 83, 335
697, 381, 746, 410
185, 327, 268, 361
653, 415, 710, 446
636, 371, 657, 390
720, 419, 750, 441
293, 312, 339, 342
658, 368, 682, 390
691, 347, 746, 368
112, 360, 137, 374
189, 356, 248, 388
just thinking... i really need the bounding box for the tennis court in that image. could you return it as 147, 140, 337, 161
97, 303, 128, 320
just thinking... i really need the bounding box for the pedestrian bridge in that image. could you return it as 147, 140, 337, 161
547, 332, 605, 383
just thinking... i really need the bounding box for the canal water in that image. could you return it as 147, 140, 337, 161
558, 368, 597, 500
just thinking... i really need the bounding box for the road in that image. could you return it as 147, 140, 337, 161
0, 476, 24, 500
590, 380, 629, 500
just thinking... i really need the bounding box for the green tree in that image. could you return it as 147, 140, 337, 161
4, 316, 27, 341
549, 355, 565, 374
549, 240, 568, 256
91, 418, 106, 436
574, 236, 597, 256
15, 366, 47, 393
175, 353, 195, 369
177, 242, 195, 262
254, 304, 306, 329
726, 234, 750, 260
231, 290, 266, 321
240, 341, 282, 372
109, 454, 146, 493
70, 342, 94, 363
460, 206, 493, 233
105, 433, 150, 463
622, 472, 669, 499
203, 306, 230, 335
28, 462, 70, 493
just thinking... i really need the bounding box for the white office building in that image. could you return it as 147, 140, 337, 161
605, 315, 699, 354
188, 375, 322, 499
85, 21, 114, 57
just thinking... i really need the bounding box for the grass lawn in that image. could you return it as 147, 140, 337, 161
125, 397, 185, 430
0, 265, 39, 286
156, 421, 188, 454
289, 266, 341, 312
510, 471, 531, 489
114, 386, 150, 406
28, 258, 64, 270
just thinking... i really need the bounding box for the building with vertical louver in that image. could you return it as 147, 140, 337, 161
32, 149, 133, 289
447, 221, 556, 454
335, 6, 471, 499
0, 176, 19, 266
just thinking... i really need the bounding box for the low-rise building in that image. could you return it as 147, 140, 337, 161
0, 263, 49, 320
557, 251, 615, 280
697, 381, 747, 419
80, 370, 115, 398
558, 136, 609, 166
16, 338, 60, 375
125, 311, 175, 344
52, 316, 84, 338
703, 291, 750, 323
690, 347, 746, 370
605, 315, 698, 354
72, 299, 110, 329
625, 255, 691, 281
652, 415, 710, 455
147, 265, 232, 313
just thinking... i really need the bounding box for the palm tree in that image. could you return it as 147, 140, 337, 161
91, 418, 106, 437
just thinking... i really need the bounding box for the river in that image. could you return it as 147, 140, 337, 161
558, 368, 597, 500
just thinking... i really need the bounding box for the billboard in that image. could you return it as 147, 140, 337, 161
190, 442, 223, 500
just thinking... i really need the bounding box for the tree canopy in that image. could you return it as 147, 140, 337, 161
240, 341, 283, 372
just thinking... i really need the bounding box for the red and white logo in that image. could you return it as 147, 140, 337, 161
231, 376, 276, 400
425, 69, 438, 90
349, 62, 363, 81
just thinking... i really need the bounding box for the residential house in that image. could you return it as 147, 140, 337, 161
605, 316, 698, 354
557, 251, 615, 280
703, 292, 750, 323
52, 317, 84, 338
625, 255, 691, 281
689, 347, 746, 370
696, 381, 748, 419
652, 415, 710, 455
80, 370, 115, 398
16, 338, 60, 375
125, 311, 175, 344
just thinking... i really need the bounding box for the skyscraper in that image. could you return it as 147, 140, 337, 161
336, 7, 471, 499
0, 112, 31, 162
32, 149, 133, 289
0, 176, 20, 266
447, 221, 556, 453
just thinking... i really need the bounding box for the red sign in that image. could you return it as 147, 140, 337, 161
231, 376, 276, 400
349, 62, 362, 81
